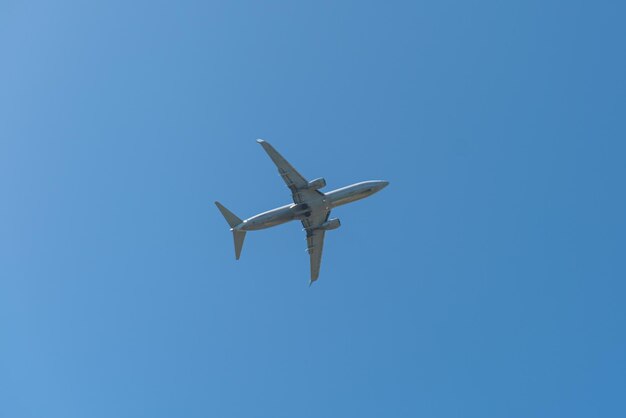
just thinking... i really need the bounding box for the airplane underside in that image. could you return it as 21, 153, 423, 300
215, 139, 388, 285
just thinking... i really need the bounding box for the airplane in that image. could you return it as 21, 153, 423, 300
215, 139, 389, 285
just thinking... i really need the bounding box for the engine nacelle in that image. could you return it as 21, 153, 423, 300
319, 218, 341, 231
306, 177, 326, 190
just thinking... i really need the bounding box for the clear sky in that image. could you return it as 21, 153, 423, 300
1, 1, 625, 417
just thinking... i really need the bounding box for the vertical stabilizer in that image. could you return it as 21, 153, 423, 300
215, 201, 246, 259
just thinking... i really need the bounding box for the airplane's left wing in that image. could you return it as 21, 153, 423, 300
302, 209, 330, 284
306, 228, 325, 284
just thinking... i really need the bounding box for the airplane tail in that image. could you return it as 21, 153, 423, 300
215, 201, 246, 260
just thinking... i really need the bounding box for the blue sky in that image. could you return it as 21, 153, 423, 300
1, 1, 625, 417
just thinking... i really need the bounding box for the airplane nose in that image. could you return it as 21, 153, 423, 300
370, 180, 389, 193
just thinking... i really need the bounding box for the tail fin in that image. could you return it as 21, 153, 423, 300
215, 201, 246, 260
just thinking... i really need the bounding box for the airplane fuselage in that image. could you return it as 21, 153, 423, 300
216, 139, 389, 283
235, 180, 388, 232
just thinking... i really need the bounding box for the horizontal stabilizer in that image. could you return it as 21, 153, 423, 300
215, 201, 246, 259
233, 230, 246, 260
215, 201, 242, 228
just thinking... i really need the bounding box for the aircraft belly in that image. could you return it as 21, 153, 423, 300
243, 206, 296, 230
328, 191, 362, 208
327, 185, 377, 208
218, 139, 389, 284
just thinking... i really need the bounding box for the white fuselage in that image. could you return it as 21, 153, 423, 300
236, 180, 388, 231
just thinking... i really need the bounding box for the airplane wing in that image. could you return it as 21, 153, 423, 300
257, 139, 330, 282
257, 139, 322, 204
302, 209, 330, 284
306, 228, 325, 284
257, 139, 308, 191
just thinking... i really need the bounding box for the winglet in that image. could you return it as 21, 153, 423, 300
256, 139, 273, 153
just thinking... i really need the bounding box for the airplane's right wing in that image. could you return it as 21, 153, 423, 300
257, 139, 308, 192
256, 139, 326, 205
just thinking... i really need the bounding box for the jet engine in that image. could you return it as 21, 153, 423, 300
306, 177, 326, 190
319, 218, 341, 231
